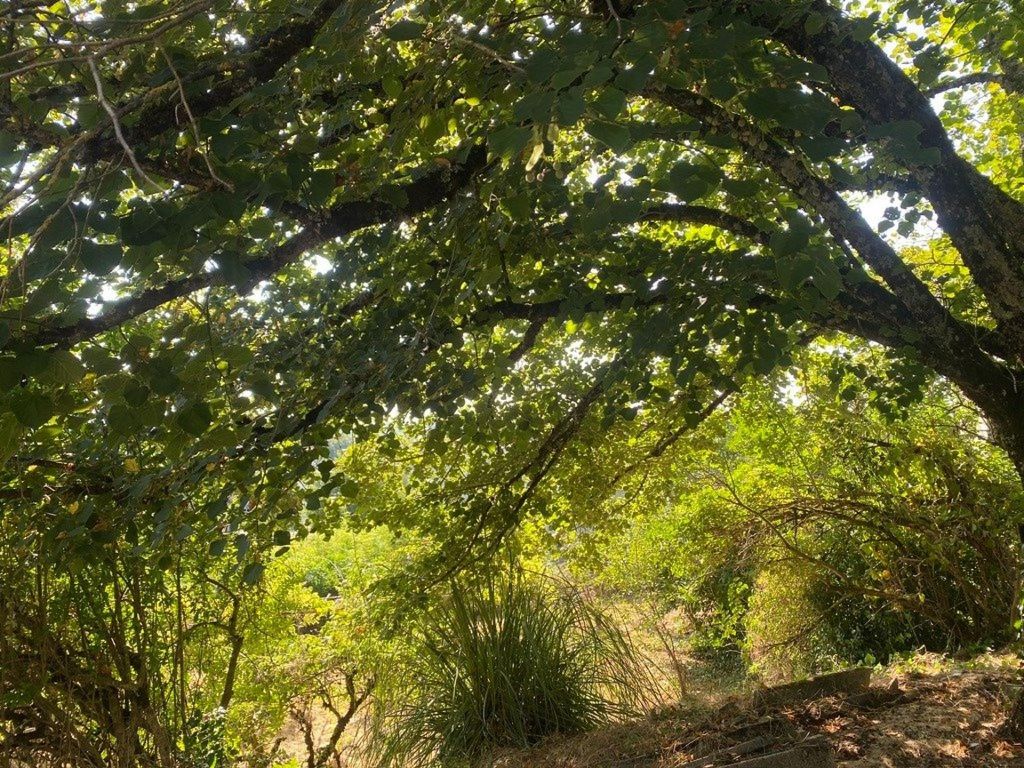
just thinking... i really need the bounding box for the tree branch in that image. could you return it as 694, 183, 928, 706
641, 203, 772, 246
646, 84, 1001, 370
17, 145, 489, 349
81, 0, 350, 162
748, 0, 1024, 329
923, 72, 1005, 97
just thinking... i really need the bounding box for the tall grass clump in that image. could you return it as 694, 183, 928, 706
372, 571, 656, 767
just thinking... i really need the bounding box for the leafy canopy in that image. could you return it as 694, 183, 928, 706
1, 0, 1024, 573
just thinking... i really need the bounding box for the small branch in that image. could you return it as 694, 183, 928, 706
87, 56, 160, 191
508, 317, 544, 363
642, 203, 772, 246
448, 35, 526, 74
15, 144, 488, 349
922, 72, 1004, 97
160, 48, 232, 191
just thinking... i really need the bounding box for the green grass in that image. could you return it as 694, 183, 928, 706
372, 571, 656, 767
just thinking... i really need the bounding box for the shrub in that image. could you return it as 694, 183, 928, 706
371, 571, 655, 767
743, 561, 844, 682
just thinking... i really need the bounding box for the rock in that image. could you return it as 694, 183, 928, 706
726, 737, 835, 768
679, 736, 773, 767
753, 668, 872, 709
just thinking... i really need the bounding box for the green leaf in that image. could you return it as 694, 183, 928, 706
218, 252, 251, 288
44, 350, 86, 384
124, 383, 150, 407
849, 17, 875, 42
307, 169, 336, 206
0, 131, 19, 162
339, 477, 359, 498
525, 49, 561, 84
777, 255, 816, 291
513, 91, 555, 123
584, 121, 632, 153
176, 401, 212, 436
157, 554, 176, 570
502, 192, 533, 221
551, 68, 585, 89
149, 367, 181, 396
13, 392, 53, 428
0, 353, 18, 386
242, 562, 265, 585
382, 75, 403, 98
211, 131, 242, 160
14, 350, 50, 377
813, 261, 843, 300
79, 241, 123, 275
386, 19, 425, 41
614, 54, 656, 92
108, 403, 139, 435
248, 373, 276, 401
488, 125, 532, 160
0, 412, 21, 465
292, 133, 318, 154
664, 163, 713, 200
120, 207, 167, 246
591, 87, 627, 120
582, 65, 614, 89
210, 190, 247, 221
770, 227, 810, 257
556, 89, 587, 124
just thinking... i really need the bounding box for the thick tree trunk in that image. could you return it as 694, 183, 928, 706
988, 398, 1024, 747
958, 381, 1024, 483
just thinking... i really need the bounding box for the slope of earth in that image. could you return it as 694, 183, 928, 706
489, 659, 1024, 768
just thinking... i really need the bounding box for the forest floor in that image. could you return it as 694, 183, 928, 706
490, 653, 1024, 768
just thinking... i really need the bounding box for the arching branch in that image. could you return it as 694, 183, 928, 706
16, 145, 489, 349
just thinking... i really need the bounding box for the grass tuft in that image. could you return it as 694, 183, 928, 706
371, 571, 657, 767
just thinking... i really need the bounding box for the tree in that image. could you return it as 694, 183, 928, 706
585, 349, 1024, 673
1, 0, 1023, 565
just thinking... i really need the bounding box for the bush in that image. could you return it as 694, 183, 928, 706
227, 529, 401, 767
743, 561, 844, 682
372, 571, 655, 767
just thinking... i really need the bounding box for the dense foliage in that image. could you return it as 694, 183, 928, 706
591, 348, 1024, 677
2, 0, 1024, 764
0, 521, 399, 766
3, 0, 1024, 568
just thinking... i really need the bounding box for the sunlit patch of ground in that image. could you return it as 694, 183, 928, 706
487, 653, 1024, 768
814, 665, 1022, 767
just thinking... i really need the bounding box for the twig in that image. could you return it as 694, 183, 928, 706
87, 56, 160, 191
605, 0, 623, 36
160, 48, 233, 190
922, 72, 1004, 97
449, 35, 526, 74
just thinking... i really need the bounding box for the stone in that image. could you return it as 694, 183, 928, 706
753, 668, 872, 708
726, 737, 835, 768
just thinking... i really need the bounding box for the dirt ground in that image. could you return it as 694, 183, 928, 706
786, 668, 1022, 766
489, 657, 1024, 768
